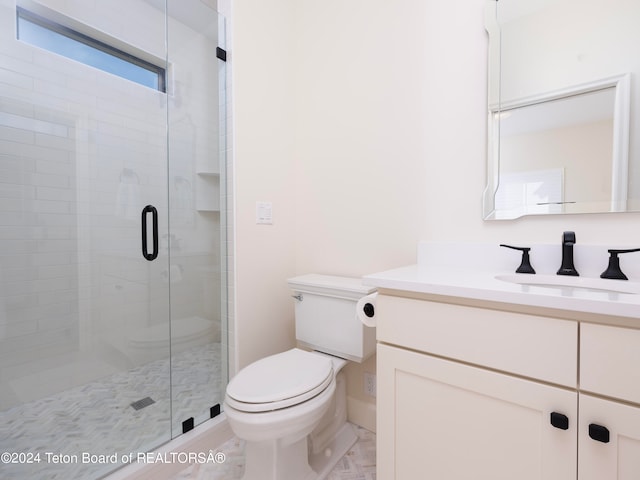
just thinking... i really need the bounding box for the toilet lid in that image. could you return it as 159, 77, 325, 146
226, 349, 333, 412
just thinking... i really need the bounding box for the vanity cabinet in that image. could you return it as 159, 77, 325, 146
376, 294, 640, 479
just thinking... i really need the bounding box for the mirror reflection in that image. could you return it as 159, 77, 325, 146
484, 0, 640, 220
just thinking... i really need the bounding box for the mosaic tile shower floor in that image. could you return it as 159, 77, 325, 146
171, 424, 376, 480
0, 343, 222, 480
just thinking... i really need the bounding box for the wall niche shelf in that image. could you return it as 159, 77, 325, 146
195, 171, 220, 212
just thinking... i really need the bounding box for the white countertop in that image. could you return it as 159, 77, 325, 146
362, 242, 640, 321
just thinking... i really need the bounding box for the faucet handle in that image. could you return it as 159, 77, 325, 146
600, 248, 640, 280
500, 244, 536, 274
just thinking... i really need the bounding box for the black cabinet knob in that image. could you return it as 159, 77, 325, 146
550, 412, 569, 430
588, 423, 610, 443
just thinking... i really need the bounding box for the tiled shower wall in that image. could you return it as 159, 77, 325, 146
0, 94, 80, 358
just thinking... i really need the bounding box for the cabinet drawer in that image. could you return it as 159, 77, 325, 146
377, 295, 577, 387
581, 323, 640, 404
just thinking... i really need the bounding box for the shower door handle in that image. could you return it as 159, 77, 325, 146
141, 205, 159, 261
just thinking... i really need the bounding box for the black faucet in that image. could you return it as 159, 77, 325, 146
557, 231, 579, 276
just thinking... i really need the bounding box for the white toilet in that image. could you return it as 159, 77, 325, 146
223, 274, 376, 480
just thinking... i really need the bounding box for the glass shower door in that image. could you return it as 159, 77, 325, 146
166, 0, 227, 436
0, 0, 173, 478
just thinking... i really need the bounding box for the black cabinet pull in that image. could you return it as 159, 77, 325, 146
588, 423, 610, 443
141, 205, 158, 261
550, 412, 569, 430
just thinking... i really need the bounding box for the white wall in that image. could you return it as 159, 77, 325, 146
231, 0, 297, 369
231, 0, 640, 428
293, 0, 430, 276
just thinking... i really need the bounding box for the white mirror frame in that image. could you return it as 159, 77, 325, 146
483, 1, 632, 220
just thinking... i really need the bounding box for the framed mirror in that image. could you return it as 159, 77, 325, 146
483, 0, 640, 220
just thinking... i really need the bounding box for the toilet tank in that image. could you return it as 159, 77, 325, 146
288, 274, 376, 363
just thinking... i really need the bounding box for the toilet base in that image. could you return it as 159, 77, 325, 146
309, 422, 358, 479
242, 435, 317, 480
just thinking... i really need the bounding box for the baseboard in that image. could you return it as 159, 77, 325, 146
104, 413, 233, 480
346, 396, 376, 433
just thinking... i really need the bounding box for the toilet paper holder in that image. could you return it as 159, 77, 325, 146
357, 292, 378, 328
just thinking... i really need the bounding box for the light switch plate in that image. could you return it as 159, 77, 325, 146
256, 201, 273, 224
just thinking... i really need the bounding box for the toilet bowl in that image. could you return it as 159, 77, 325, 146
223, 274, 376, 480
225, 349, 341, 480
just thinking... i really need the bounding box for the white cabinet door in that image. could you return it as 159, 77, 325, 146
579, 394, 640, 480
378, 344, 577, 480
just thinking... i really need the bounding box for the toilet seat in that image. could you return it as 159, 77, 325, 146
226, 349, 334, 413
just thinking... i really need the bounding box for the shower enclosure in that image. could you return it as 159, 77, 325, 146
0, 0, 227, 478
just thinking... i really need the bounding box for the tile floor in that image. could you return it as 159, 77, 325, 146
171, 424, 376, 480
0, 343, 222, 480
0, 341, 376, 480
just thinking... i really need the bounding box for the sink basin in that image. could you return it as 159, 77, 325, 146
495, 274, 640, 295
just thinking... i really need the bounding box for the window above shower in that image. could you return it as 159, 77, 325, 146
16, 5, 166, 92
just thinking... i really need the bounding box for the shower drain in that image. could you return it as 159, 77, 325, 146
130, 396, 155, 411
